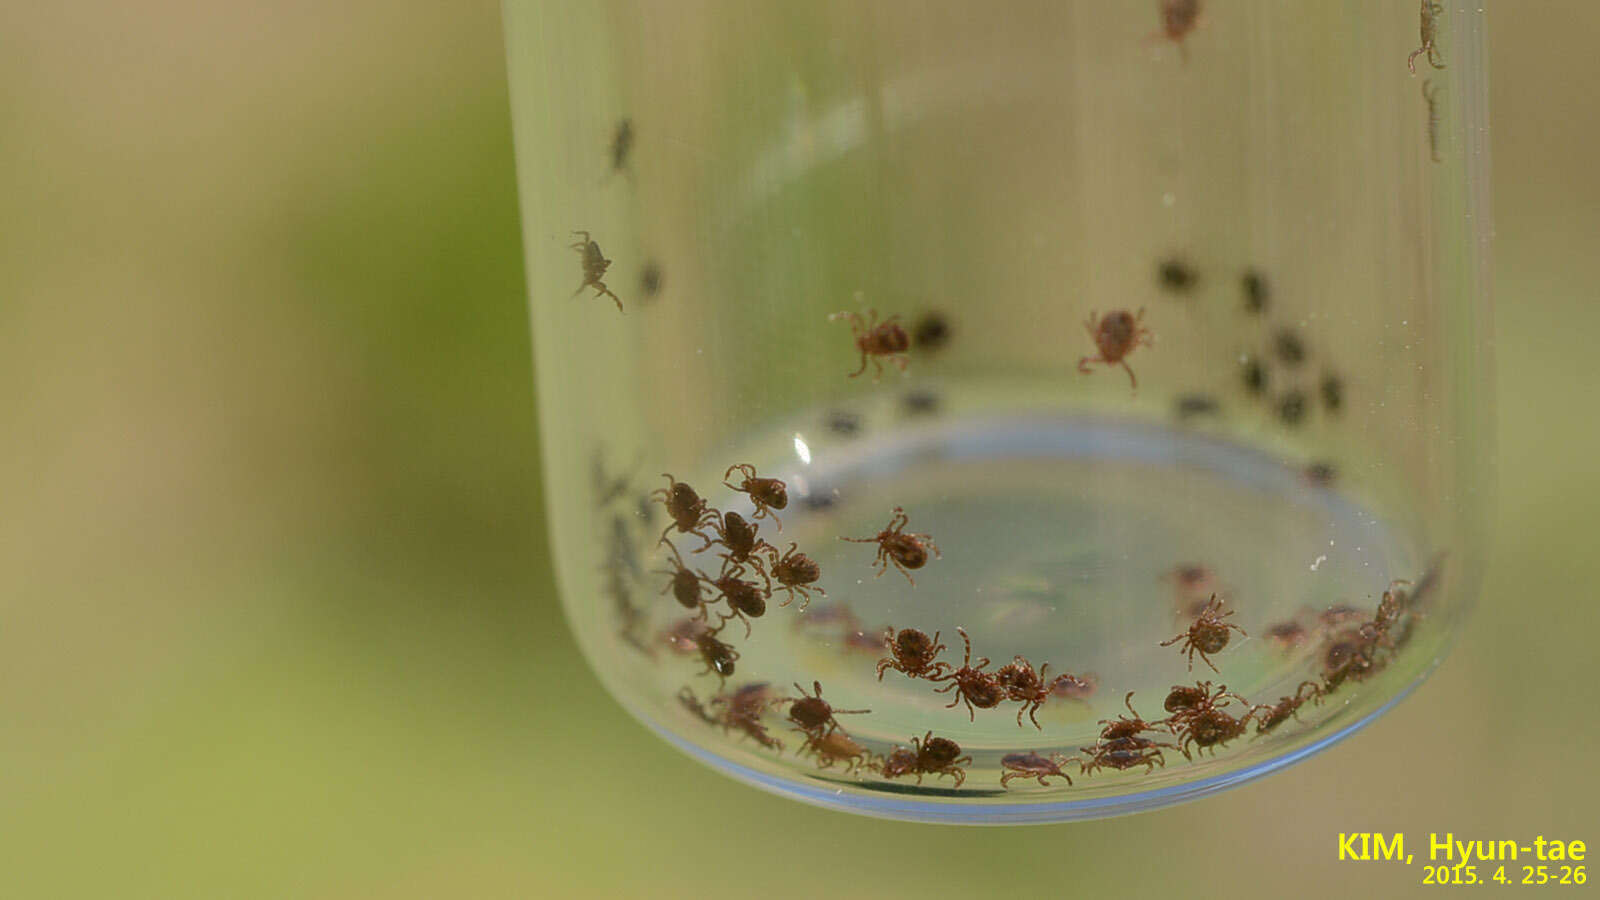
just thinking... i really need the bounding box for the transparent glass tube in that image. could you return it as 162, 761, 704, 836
504, 1, 1491, 823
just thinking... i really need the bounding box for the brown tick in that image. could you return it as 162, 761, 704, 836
801, 729, 870, 774
693, 630, 740, 683
995, 656, 1056, 730
698, 510, 775, 577
1174, 706, 1252, 759
876, 627, 950, 681
723, 463, 788, 530
840, 506, 940, 586
702, 565, 768, 638
829, 309, 910, 380
1408, 1, 1445, 74
1161, 681, 1247, 724
656, 542, 711, 619
1251, 681, 1323, 735
1161, 594, 1247, 672
931, 628, 1006, 720
1000, 752, 1077, 788
1078, 308, 1154, 390
1097, 692, 1172, 743
762, 542, 825, 609
778, 680, 869, 738
568, 231, 622, 312
880, 732, 971, 788
653, 474, 719, 546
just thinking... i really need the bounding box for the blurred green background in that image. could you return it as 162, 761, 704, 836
1, 3, 1595, 897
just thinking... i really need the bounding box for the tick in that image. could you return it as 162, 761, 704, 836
995, 655, 1056, 729
723, 463, 788, 530
1173, 706, 1252, 758
829, 309, 910, 380
778, 680, 869, 738
1000, 752, 1077, 788
762, 542, 825, 609
880, 732, 971, 788
876, 627, 950, 681
1161, 594, 1247, 672
1078, 308, 1154, 390
703, 565, 768, 638
656, 543, 711, 619
840, 506, 940, 586
653, 474, 719, 546
1408, 1, 1446, 74
693, 630, 740, 683
801, 729, 870, 774
931, 627, 1005, 720
701, 510, 775, 576
569, 230, 622, 312
1161, 681, 1247, 724
1250, 681, 1323, 735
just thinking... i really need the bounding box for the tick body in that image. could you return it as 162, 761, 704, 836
1251, 681, 1323, 735
779, 680, 868, 738
876, 627, 950, 681
703, 566, 768, 638
880, 732, 971, 788
1079, 737, 1170, 775
763, 542, 825, 609
801, 729, 870, 773
1408, 1, 1445, 74
569, 230, 622, 312
710, 683, 783, 751
829, 309, 910, 381
653, 474, 719, 546
656, 543, 711, 619
1097, 692, 1172, 743
1173, 706, 1251, 758
1161, 594, 1247, 672
723, 463, 788, 530
840, 506, 940, 586
694, 631, 740, 683
639, 259, 663, 298
702, 511, 775, 577
1078, 308, 1154, 391
1000, 752, 1077, 788
995, 656, 1055, 730
931, 628, 1005, 720
1049, 671, 1099, 702
1161, 681, 1247, 722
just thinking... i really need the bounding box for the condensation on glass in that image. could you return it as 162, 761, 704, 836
504, 1, 1492, 823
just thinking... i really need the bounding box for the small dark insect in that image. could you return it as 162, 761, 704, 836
1277, 390, 1307, 427
1304, 461, 1338, 487
763, 542, 826, 609
1000, 752, 1077, 788
609, 118, 634, 176
1049, 671, 1099, 702
678, 686, 720, 726
1241, 355, 1268, 395
1373, 579, 1412, 633
902, 388, 940, 416
1079, 738, 1168, 775
656, 543, 711, 618
801, 729, 870, 773
1242, 269, 1269, 315
1273, 329, 1307, 367
800, 491, 838, 512
1097, 692, 1171, 743
1174, 706, 1252, 758
995, 656, 1056, 730
1078, 308, 1154, 390
1423, 78, 1443, 163
779, 680, 869, 738
931, 627, 1006, 720
569, 230, 622, 312
1157, 257, 1198, 293
639, 259, 663, 298
693, 630, 740, 682
723, 463, 788, 530
700, 511, 775, 577
1161, 594, 1247, 672
653, 474, 719, 546
1175, 393, 1221, 420
703, 565, 768, 638
1320, 373, 1344, 413
1154, 0, 1203, 62
1321, 627, 1381, 691
1408, 0, 1446, 74
1264, 619, 1310, 651
876, 627, 950, 681
912, 312, 952, 352
880, 732, 971, 788
1162, 681, 1247, 722
824, 409, 862, 437
1251, 681, 1324, 734
829, 308, 911, 380
840, 506, 940, 586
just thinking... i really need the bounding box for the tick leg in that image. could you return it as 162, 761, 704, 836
848, 350, 868, 378
1121, 361, 1138, 391
1078, 355, 1102, 375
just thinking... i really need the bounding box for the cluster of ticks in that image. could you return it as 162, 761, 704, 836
578, 0, 1450, 793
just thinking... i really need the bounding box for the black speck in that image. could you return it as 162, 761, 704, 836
1242, 270, 1269, 315
825, 410, 862, 437
912, 312, 951, 352
1273, 329, 1307, 367
640, 260, 663, 297
610, 118, 634, 173
1242, 356, 1268, 395
1158, 258, 1199, 294
902, 389, 940, 416
800, 491, 838, 512
1305, 462, 1337, 486
1174, 393, 1221, 419
1320, 373, 1344, 413
1277, 390, 1307, 426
